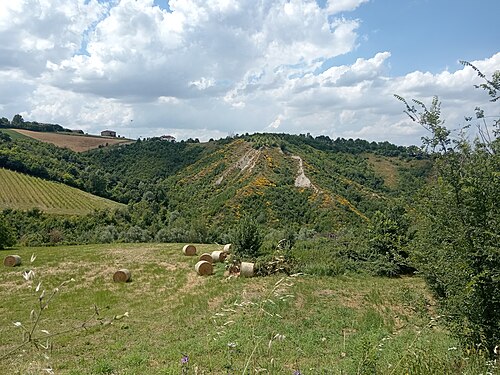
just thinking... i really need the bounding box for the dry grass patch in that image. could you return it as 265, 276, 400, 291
365, 154, 399, 188
11, 129, 133, 152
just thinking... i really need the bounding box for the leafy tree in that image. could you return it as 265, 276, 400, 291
0, 117, 10, 127
0, 214, 16, 249
11, 114, 24, 126
395, 64, 500, 355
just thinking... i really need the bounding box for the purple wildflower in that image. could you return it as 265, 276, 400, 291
293, 371, 302, 375
181, 355, 189, 365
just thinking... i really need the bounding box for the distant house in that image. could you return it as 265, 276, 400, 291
160, 135, 176, 142
101, 130, 116, 137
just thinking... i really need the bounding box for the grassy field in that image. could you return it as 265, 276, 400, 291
0, 129, 31, 141
0, 168, 124, 215
0, 243, 495, 374
7, 129, 133, 152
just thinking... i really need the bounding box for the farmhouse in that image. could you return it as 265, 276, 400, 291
101, 130, 116, 137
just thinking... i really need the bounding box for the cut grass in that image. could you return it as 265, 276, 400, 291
0, 244, 495, 374
0, 168, 124, 215
7, 129, 133, 152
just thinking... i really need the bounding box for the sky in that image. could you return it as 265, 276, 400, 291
0, 0, 498, 145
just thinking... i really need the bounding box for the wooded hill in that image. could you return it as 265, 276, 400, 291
0, 128, 431, 245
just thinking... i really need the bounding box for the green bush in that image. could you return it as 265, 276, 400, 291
230, 216, 262, 260
119, 226, 151, 243
0, 214, 16, 249
396, 67, 500, 355
366, 203, 415, 276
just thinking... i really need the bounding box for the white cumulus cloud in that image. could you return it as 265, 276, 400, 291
0, 0, 497, 146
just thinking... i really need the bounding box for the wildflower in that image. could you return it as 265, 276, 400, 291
181, 355, 189, 365
293, 370, 302, 375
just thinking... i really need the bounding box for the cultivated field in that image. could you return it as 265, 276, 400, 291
0, 168, 124, 215
0, 129, 31, 141
0, 243, 492, 374
9, 129, 133, 152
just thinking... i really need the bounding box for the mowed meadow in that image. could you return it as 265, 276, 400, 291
8, 129, 133, 152
0, 168, 124, 215
0, 244, 493, 374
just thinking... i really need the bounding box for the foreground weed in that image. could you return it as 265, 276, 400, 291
0, 253, 127, 373
209, 275, 299, 373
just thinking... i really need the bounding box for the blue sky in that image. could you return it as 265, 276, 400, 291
0, 0, 498, 145
351, 0, 499, 75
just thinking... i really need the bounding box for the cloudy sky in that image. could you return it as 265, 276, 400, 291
0, 0, 498, 145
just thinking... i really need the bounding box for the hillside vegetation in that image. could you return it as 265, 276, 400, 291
0, 129, 429, 234
0, 168, 124, 215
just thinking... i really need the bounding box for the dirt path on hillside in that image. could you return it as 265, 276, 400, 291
291, 155, 317, 191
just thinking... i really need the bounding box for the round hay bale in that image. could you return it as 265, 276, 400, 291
211, 250, 227, 263
223, 243, 233, 253
4, 255, 21, 267
199, 253, 213, 263
182, 244, 197, 256
113, 269, 132, 283
240, 262, 255, 277
195, 260, 213, 276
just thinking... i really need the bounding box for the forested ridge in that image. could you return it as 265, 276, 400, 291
0, 114, 75, 133
0, 127, 430, 245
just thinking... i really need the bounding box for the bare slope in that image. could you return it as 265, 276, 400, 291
0, 168, 124, 215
